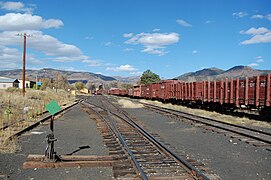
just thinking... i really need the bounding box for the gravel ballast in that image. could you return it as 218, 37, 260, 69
121, 101, 271, 180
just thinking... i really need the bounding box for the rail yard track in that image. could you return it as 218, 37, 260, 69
0, 101, 78, 141
133, 100, 271, 151
82, 96, 212, 179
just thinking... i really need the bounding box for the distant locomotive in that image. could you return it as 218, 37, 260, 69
108, 74, 271, 119
94, 84, 103, 95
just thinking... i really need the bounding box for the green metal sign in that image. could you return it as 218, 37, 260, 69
45, 100, 61, 115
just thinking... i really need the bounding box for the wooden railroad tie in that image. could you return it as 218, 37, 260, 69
23, 154, 125, 169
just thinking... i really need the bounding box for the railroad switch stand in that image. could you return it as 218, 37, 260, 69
23, 100, 115, 169
44, 116, 59, 161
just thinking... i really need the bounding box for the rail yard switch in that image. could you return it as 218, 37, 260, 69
45, 100, 61, 116
44, 100, 61, 161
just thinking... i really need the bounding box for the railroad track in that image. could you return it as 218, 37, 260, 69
138, 102, 271, 150
0, 101, 78, 141
82, 96, 211, 179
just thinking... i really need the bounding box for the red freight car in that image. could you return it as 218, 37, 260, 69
120, 89, 128, 96
108, 74, 270, 118
128, 88, 133, 97
160, 80, 178, 101
149, 82, 161, 99
108, 88, 120, 95
133, 85, 140, 97
141, 85, 148, 98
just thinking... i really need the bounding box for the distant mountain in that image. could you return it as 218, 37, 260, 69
0, 68, 117, 83
175, 67, 224, 81
175, 66, 271, 81
113, 76, 140, 84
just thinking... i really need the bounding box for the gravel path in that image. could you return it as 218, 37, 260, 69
0, 104, 114, 180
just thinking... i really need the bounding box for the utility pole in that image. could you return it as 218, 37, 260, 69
17, 33, 31, 97
56, 73, 58, 93
22, 33, 26, 97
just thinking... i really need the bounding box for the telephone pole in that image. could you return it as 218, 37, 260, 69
17, 33, 31, 97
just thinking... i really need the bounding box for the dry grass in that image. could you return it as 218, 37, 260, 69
0, 88, 76, 153
117, 99, 144, 108
139, 99, 271, 129
0, 138, 21, 153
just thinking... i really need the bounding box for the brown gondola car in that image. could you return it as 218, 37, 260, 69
160, 80, 178, 101
143, 84, 150, 99
108, 88, 120, 95
108, 74, 271, 118
132, 85, 140, 97
120, 89, 128, 96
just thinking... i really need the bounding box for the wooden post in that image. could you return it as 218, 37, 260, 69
22, 33, 26, 97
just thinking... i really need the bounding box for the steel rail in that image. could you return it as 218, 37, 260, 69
142, 102, 271, 136
6, 101, 79, 140
83, 99, 209, 180
82, 101, 148, 180
142, 103, 271, 145
110, 108, 209, 180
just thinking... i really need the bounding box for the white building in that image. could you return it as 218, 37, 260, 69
18, 80, 36, 89
0, 77, 19, 89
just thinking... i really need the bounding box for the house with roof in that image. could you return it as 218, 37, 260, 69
0, 77, 20, 89
18, 80, 36, 89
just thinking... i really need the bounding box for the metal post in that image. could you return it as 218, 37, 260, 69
45, 116, 57, 161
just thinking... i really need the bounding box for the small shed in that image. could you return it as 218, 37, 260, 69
0, 77, 20, 89
18, 80, 36, 89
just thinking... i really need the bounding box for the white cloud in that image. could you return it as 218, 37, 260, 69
153, 28, 160, 32
251, 14, 264, 19
205, 20, 213, 24
248, 63, 259, 67
176, 19, 192, 27
254, 56, 264, 63
142, 47, 166, 56
82, 59, 103, 67
240, 27, 269, 35
192, 50, 200, 54
123, 48, 133, 52
0, 30, 89, 63
123, 33, 133, 38
85, 36, 93, 40
0, 13, 63, 31
232, 11, 248, 18
256, 59, 264, 63
240, 27, 271, 45
0, 1, 34, 13
255, 56, 263, 59
241, 32, 271, 44
104, 41, 112, 46
129, 71, 142, 75
106, 65, 137, 72
0, 44, 43, 69
251, 14, 271, 21
125, 32, 180, 56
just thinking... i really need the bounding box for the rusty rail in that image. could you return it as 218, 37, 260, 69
142, 103, 271, 147
82, 98, 209, 180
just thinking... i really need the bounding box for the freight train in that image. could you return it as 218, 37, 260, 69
108, 74, 271, 119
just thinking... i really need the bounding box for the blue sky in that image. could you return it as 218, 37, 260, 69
0, 0, 270, 79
